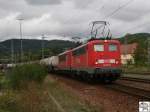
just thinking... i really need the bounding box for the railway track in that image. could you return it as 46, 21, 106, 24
107, 77, 150, 99
107, 83, 150, 99
49, 74, 138, 112
51, 74, 150, 99
120, 76, 150, 83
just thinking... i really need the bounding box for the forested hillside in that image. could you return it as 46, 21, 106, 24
0, 39, 77, 63
1, 33, 150, 64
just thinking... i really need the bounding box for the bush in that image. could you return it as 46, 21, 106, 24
6, 64, 47, 89
0, 76, 9, 90
0, 73, 4, 90
0, 83, 52, 112
17, 83, 53, 112
0, 90, 19, 112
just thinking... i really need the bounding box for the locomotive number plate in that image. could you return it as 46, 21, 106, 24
103, 64, 111, 67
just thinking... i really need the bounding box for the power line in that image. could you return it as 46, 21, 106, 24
81, 0, 135, 38
123, 22, 150, 33
103, 0, 134, 19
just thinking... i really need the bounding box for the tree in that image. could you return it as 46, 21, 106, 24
134, 44, 147, 65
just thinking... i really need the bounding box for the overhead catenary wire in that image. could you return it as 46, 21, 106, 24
103, 0, 135, 19
80, 0, 135, 39
123, 21, 150, 34
94, 0, 135, 31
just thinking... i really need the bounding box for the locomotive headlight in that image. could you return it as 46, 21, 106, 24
110, 59, 115, 63
116, 61, 119, 64
95, 62, 98, 64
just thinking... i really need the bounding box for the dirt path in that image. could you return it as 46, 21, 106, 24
49, 74, 140, 112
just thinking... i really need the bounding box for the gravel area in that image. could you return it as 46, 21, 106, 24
49, 74, 140, 112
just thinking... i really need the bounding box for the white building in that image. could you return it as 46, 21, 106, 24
120, 43, 138, 64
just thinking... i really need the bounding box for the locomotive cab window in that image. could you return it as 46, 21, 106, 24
94, 44, 104, 51
109, 44, 117, 51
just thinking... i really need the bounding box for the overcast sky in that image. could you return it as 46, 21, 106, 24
0, 0, 150, 41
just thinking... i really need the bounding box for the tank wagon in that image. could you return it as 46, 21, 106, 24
40, 56, 59, 72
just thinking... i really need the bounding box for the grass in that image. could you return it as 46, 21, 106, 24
0, 70, 3, 75
0, 90, 19, 112
0, 78, 101, 112
6, 64, 47, 89
0, 83, 60, 112
0, 71, 5, 90
0, 70, 4, 78
44, 77, 101, 112
16, 82, 60, 112
122, 65, 150, 74
0, 64, 101, 112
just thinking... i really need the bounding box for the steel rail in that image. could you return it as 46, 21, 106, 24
107, 83, 150, 100
119, 77, 150, 84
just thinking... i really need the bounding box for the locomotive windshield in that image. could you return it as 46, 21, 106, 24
109, 44, 117, 51
94, 44, 104, 51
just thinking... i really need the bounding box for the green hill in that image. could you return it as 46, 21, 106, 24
0, 39, 76, 63
1, 33, 150, 64
119, 33, 150, 46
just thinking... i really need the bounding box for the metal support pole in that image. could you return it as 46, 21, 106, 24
17, 18, 24, 62
147, 38, 150, 65
125, 35, 127, 55
124, 34, 128, 65
41, 35, 45, 59
11, 39, 14, 64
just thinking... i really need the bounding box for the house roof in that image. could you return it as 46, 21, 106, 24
120, 43, 138, 54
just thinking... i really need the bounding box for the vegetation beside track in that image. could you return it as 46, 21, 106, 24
122, 65, 150, 75
0, 70, 4, 89
44, 77, 100, 112
0, 64, 100, 112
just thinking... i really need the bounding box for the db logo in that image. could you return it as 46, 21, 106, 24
139, 101, 150, 112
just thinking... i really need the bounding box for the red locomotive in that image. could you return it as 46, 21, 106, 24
56, 39, 121, 82
40, 21, 122, 82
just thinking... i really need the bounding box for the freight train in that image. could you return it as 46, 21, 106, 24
40, 21, 122, 82
40, 39, 122, 82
